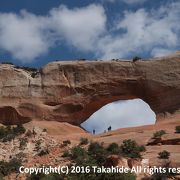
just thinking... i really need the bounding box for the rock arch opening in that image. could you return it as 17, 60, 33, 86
81, 99, 156, 134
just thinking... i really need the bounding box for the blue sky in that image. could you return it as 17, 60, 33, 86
0, 0, 179, 67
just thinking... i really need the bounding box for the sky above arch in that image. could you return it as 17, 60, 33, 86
0, 0, 179, 67
81, 99, 156, 134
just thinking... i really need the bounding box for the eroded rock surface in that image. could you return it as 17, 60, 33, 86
0, 53, 180, 125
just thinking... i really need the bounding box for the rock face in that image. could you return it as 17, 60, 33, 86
0, 53, 180, 125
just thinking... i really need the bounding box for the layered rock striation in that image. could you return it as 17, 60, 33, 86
0, 53, 180, 125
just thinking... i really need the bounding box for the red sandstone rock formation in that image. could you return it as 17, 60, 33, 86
0, 53, 179, 125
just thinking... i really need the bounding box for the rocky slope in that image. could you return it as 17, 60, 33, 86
0, 53, 180, 125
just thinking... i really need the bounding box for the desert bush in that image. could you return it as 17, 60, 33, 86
88, 142, 108, 165
31, 72, 38, 78
34, 140, 42, 152
15, 66, 37, 72
27, 172, 64, 180
25, 130, 33, 137
71, 146, 87, 159
120, 139, 145, 159
19, 138, 28, 150
62, 150, 70, 157
0, 125, 25, 142
42, 128, 47, 132
132, 56, 141, 62
175, 126, 180, 133
1, 62, 13, 65
106, 143, 119, 154
63, 140, 71, 146
153, 130, 166, 139
158, 150, 170, 159
0, 158, 22, 177
79, 137, 89, 145
58, 141, 136, 180
38, 149, 49, 156
78, 58, 86, 61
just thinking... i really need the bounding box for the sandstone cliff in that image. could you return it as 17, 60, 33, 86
0, 53, 180, 125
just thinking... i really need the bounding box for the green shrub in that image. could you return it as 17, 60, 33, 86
34, 140, 42, 152
42, 128, 47, 132
0, 158, 22, 177
25, 130, 32, 137
175, 126, 180, 133
1, 62, 13, 65
71, 146, 87, 159
62, 150, 70, 157
120, 139, 145, 159
19, 138, 28, 150
132, 56, 141, 62
63, 140, 71, 146
88, 142, 108, 165
38, 149, 49, 156
70, 146, 90, 165
106, 143, 119, 154
79, 137, 89, 145
138, 145, 146, 152
158, 150, 170, 159
15, 66, 38, 72
153, 130, 166, 139
0, 124, 26, 142
14, 124, 26, 135
27, 172, 64, 180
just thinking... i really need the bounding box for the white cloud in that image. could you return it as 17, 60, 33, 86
0, 2, 179, 62
0, 11, 52, 62
0, 4, 106, 62
50, 4, 106, 51
81, 99, 156, 134
96, 2, 180, 59
151, 48, 174, 57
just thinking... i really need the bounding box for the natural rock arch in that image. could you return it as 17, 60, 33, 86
0, 53, 179, 125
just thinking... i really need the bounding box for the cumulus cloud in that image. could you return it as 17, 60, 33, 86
0, 2, 179, 62
0, 4, 106, 62
81, 99, 156, 134
50, 4, 106, 51
151, 48, 174, 57
0, 11, 52, 62
96, 2, 180, 59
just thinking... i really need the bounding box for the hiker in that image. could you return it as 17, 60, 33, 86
108, 126, 112, 132
93, 129, 95, 134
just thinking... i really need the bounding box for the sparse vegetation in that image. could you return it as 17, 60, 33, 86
25, 129, 33, 137
38, 149, 49, 156
29, 141, 136, 180
42, 128, 47, 132
175, 126, 180, 133
0, 158, 22, 177
63, 140, 71, 146
79, 137, 89, 145
19, 137, 28, 150
15, 66, 38, 72
153, 130, 166, 139
62, 150, 70, 157
34, 139, 42, 152
158, 150, 170, 159
88, 142, 108, 165
1, 62, 14, 65
132, 56, 141, 62
78, 58, 86, 61
106, 142, 119, 154
0, 124, 26, 142
120, 139, 145, 159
